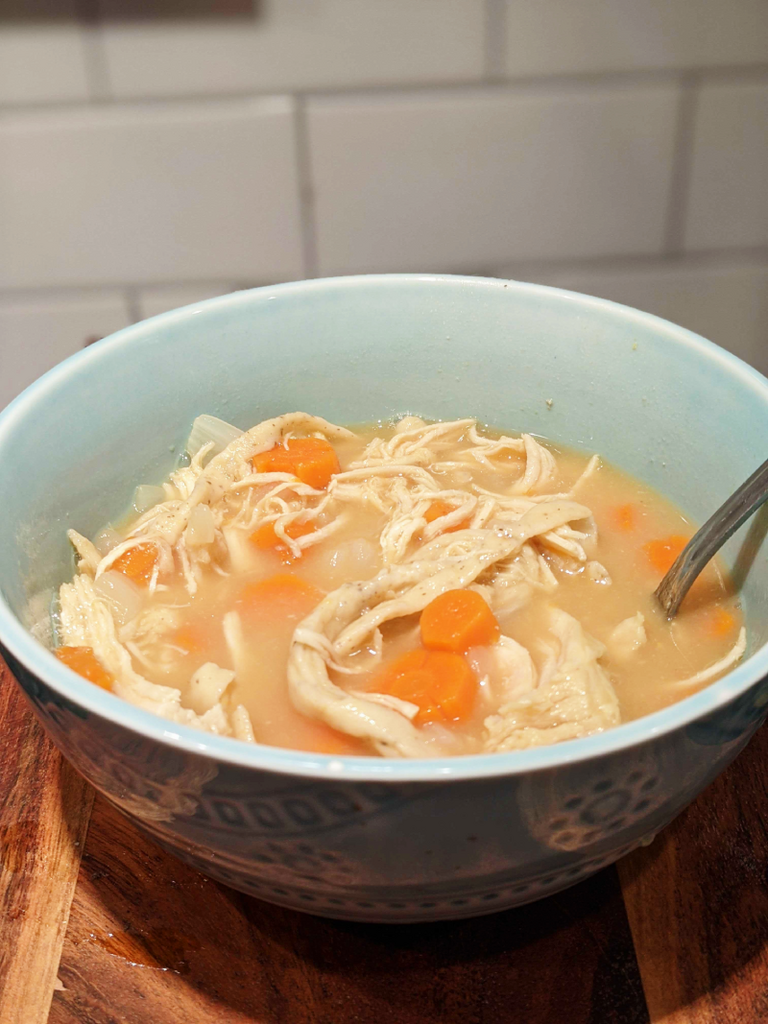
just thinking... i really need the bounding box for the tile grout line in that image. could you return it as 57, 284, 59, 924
1, 246, 768, 307
484, 0, 508, 82
293, 95, 319, 279
124, 287, 143, 324
2, 63, 768, 119
663, 73, 700, 256
76, 0, 113, 103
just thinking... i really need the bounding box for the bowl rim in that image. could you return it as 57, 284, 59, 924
2, 272, 768, 782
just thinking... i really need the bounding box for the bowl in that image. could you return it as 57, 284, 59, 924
2, 274, 768, 924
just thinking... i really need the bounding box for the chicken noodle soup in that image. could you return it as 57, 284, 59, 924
54, 413, 746, 758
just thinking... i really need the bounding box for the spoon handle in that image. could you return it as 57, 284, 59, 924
655, 456, 768, 618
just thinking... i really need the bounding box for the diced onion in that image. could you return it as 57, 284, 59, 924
316, 538, 380, 585
93, 570, 144, 625
186, 503, 215, 547
92, 525, 122, 556
185, 414, 243, 459
132, 484, 166, 515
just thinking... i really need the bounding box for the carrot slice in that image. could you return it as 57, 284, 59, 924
250, 519, 316, 564
420, 589, 501, 653
237, 573, 323, 621
702, 606, 737, 637
424, 500, 471, 532
55, 646, 114, 690
111, 543, 158, 586
252, 437, 340, 490
171, 624, 204, 654
375, 648, 477, 726
644, 535, 689, 575
611, 503, 637, 532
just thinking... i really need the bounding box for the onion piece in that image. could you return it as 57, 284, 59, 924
185, 414, 243, 459
131, 484, 166, 515
93, 570, 144, 626
92, 525, 122, 556
186, 503, 215, 547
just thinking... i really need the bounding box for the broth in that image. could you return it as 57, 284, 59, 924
54, 413, 745, 758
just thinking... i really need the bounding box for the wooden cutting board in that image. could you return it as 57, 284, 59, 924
3, 653, 768, 1024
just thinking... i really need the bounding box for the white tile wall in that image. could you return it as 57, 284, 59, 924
0, 98, 304, 289
99, 0, 485, 100
308, 85, 680, 274
0, 5, 765, 394
0, 291, 131, 409
685, 80, 768, 251
507, 260, 768, 374
503, 0, 768, 77
0, 24, 90, 106
136, 283, 235, 320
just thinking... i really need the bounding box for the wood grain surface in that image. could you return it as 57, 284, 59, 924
2, 651, 768, 1023
619, 719, 768, 1024
0, 660, 94, 1024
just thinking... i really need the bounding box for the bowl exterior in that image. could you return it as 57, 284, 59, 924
8, 645, 768, 923
3, 274, 768, 923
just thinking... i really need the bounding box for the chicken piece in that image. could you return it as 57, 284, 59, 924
287, 502, 592, 757
609, 613, 647, 661
67, 530, 101, 576
58, 575, 234, 734
187, 662, 235, 714
484, 608, 620, 751
468, 635, 537, 704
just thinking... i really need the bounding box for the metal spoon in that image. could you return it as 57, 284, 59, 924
655, 457, 768, 618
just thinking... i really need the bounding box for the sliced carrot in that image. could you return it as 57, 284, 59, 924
424, 500, 471, 532
702, 606, 737, 638
250, 519, 316, 564
171, 624, 204, 654
611, 503, 637, 532
375, 648, 477, 726
55, 645, 113, 691
420, 589, 501, 653
237, 573, 323, 622
111, 543, 158, 587
644, 535, 689, 575
252, 437, 340, 490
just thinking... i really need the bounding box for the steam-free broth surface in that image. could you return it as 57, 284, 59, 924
55, 414, 745, 758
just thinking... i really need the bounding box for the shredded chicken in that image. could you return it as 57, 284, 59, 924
52, 412, 746, 756
609, 613, 647, 661
673, 627, 747, 689
484, 609, 621, 750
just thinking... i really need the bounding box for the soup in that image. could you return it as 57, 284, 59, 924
53, 413, 745, 758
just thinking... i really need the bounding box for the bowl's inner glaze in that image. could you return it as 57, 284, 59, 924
2, 274, 768, 706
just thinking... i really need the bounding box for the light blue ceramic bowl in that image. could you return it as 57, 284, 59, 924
2, 275, 768, 923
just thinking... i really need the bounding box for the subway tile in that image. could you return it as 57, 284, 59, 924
0, 291, 131, 409
503, 0, 768, 77
505, 261, 768, 375
137, 283, 235, 320
0, 99, 303, 289
0, 24, 90, 105
685, 80, 768, 251
308, 85, 679, 275
99, 0, 484, 99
